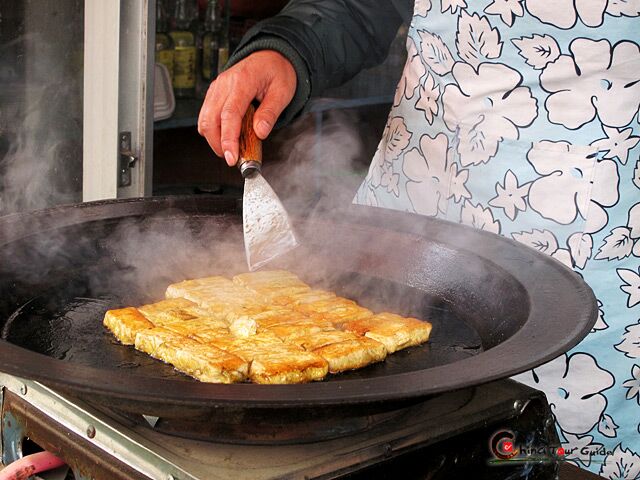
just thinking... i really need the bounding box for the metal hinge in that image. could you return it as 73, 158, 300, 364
119, 132, 139, 187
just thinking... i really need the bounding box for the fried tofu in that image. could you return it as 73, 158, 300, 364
134, 327, 178, 358
161, 319, 228, 337
165, 276, 235, 297
340, 313, 432, 353
265, 321, 335, 342
180, 304, 228, 319
106, 271, 432, 384
288, 329, 359, 350
103, 307, 155, 345
165, 339, 248, 383
178, 289, 262, 313
233, 270, 311, 302
289, 330, 387, 373
250, 350, 328, 384
313, 337, 387, 373
274, 289, 337, 306
189, 327, 232, 344
134, 327, 248, 383
227, 308, 308, 329
207, 333, 285, 362
228, 315, 258, 337
166, 276, 263, 312
226, 343, 286, 363
137, 298, 199, 323
233, 270, 308, 289
295, 297, 373, 325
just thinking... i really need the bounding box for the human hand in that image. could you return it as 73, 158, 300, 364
198, 50, 297, 166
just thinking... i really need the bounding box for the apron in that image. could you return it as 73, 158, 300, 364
355, 0, 640, 474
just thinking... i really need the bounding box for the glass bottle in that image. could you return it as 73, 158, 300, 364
217, 0, 230, 74
169, 0, 197, 98
155, 0, 174, 81
201, 0, 221, 82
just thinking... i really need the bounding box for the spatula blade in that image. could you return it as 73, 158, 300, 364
243, 172, 298, 271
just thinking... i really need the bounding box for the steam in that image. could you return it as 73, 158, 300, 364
93, 215, 247, 301
265, 109, 371, 218
106, 110, 396, 300
0, 1, 83, 215
0, 0, 389, 305
0, 84, 436, 319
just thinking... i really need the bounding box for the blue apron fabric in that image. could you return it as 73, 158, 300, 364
355, 0, 640, 474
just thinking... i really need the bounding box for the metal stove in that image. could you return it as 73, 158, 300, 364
1, 373, 560, 480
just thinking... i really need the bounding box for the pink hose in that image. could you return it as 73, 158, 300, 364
0, 451, 66, 480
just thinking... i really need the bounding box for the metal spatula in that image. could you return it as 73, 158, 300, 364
238, 104, 298, 271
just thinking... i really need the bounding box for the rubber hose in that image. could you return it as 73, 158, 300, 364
0, 451, 66, 479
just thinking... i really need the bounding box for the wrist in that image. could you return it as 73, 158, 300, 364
225, 36, 311, 127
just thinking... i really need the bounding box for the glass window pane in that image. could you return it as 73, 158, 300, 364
0, 0, 84, 213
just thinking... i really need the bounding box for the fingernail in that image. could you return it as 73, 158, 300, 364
224, 150, 235, 166
257, 120, 271, 138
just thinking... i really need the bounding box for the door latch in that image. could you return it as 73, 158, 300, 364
119, 132, 139, 187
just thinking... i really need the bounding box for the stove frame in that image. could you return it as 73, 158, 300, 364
1, 372, 561, 480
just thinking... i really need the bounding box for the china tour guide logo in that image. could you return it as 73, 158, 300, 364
489, 429, 615, 466
489, 430, 565, 465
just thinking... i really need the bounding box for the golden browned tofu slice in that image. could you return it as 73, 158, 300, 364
160, 319, 229, 337
137, 297, 229, 335
134, 327, 178, 358
180, 304, 229, 320
260, 288, 312, 304
264, 321, 335, 342
189, 326, 233, 344
287, 329, 359, 350
225, 309, 334, 338
222, 304, 268, 321
227, 308, 306, 329
177, 289, 262, 312
233, 270, 308, 289
295, 297, 373, 324
137, 298, 200, 324
164, 339, 248, 383
272, 289, 337, 306
233, 271, 311, 302
340, 313, 432, 353
207, 333, 285, 362
165, 276, 235, 297
135, 327, 248, 383
103, 307, 155, 345
312, 337, 387, 373
166, 276, 263, 312
250, 350, 329, 384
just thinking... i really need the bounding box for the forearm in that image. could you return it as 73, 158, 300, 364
226, 0, 404, 125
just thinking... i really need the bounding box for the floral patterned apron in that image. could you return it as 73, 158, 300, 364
355, 0, 640, 475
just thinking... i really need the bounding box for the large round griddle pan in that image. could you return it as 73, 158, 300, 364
0, 196, 597, 413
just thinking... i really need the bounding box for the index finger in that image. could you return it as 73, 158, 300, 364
198, 81, 224, 157
219, 94, 253, 167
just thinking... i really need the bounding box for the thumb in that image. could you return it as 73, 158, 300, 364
253, 85, 291, 140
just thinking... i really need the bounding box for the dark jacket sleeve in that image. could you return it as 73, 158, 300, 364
226, 0, 406, 126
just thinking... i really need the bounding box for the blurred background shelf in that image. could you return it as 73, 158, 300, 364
154, 97, 202, 130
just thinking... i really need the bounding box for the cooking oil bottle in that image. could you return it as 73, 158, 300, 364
169, 0, 197, 98
155, 0, 174, 80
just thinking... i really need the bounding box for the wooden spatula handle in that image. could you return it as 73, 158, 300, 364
238, 103, 262, 177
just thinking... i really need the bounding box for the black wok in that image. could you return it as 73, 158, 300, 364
0, 196, 596, 441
